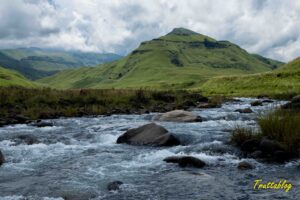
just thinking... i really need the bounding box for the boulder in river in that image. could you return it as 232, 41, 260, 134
237, 161, 254, 170
250, 101, 263, 106
0, 150, 4, 166
259, 138, 284, 154
234, 108, 253, 113
116, 123, 181, 146
153, 110, 202, 122
240, 139, 260, 152
163, 156, 206, 168
107, 181, 123, 191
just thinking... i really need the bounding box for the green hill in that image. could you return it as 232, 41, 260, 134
0, 66, 38, 87
0, 48, 122, 80
38, 28, 283, 89
200, 57, 300, 98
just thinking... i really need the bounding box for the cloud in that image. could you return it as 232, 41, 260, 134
0, 0, 299, 61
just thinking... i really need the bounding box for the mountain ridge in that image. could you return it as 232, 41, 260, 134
38, 28, 284, 89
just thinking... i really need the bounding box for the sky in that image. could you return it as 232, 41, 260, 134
0, 0, 300, 62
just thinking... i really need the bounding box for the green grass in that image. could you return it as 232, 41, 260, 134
0, 67, 39, 87
38, 28, 283, 89
200, 57, 300, 99
258, 110, 300, 152
0, 87, 205, 120
231, 109, 300, 154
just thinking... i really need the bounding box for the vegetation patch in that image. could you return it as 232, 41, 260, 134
0, 87, 207, 125
231, 109, 300, 161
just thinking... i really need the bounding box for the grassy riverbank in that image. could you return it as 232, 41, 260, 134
231, 109, 300, 159
0, 87, 208, 122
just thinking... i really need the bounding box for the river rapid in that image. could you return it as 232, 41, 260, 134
0, 98, 299, 200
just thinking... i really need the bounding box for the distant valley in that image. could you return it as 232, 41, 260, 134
0, 48, 122, 80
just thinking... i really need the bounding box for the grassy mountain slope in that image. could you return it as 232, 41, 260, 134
0, 48, 122, 80
200, 57, 300, 98
0, 66, 38, 87
0, 52, 55, 80
39, 28, 283, 89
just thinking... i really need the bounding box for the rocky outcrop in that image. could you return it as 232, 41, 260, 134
164, 156, 206, 168
116, 123, 181, 146
238, 161, 254, 170
107, 181, 123, 191
0, 150, 4, 166
234, 108, 253, 113
153, 110, 202, 122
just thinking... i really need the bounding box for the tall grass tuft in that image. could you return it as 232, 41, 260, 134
258, 110, 300, 152
231, 126, 261, 146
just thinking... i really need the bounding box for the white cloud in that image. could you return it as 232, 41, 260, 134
0, 0, 299, 61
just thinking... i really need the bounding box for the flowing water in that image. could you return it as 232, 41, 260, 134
0, 98, 299, 200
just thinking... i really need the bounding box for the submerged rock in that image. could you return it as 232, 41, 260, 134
238, 161, 254, 170
107, 181, 123, 191
250, 101, 263, 106
234, 108, 253, 113
164, 156, 206, 168
261, 99, 274, 103
31, 121, 54, 127
153, 110, 202, 122
14, 134, 40, 145
116, 123, 181, 146
197, 102, 221, 108
0, 150, 4, 166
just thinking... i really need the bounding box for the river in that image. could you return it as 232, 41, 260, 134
0, 98, 299, 200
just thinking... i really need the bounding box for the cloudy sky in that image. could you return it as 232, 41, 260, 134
0, 0, 300, 62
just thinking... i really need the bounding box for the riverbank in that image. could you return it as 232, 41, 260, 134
0, 87, 213, 127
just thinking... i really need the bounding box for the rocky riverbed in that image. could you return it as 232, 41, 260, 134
0, 98, 299, 200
